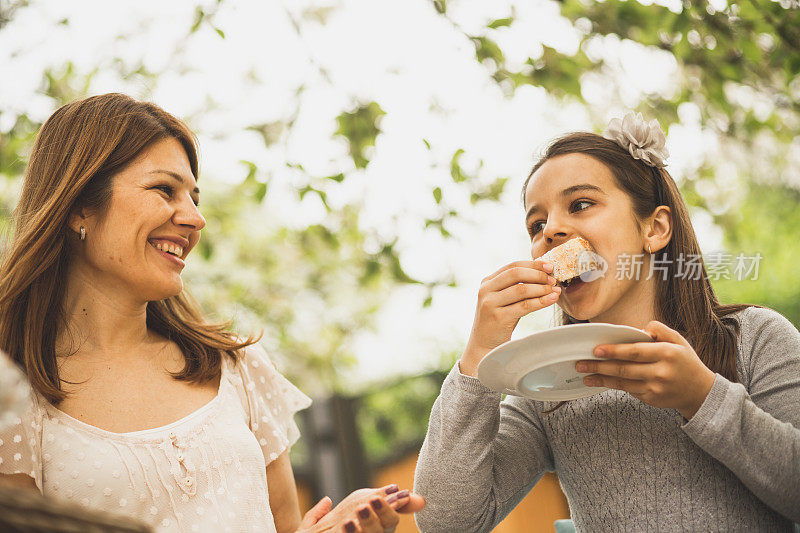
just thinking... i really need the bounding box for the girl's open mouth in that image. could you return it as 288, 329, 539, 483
561, 276, 587, 295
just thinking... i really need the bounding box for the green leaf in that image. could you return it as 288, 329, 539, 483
422, 138, 431, 150
450, 148, 468, 183
433, 187, 442, 204
190, 7, 204, 33
297, 185, 329, 210
326, 173, 346, 183
488, 17, 513, 29
471, 177, 509, 204
240, 160, 258, 183
215, 27, 226, 39
335, 101, 386, 169
255, 182, 268, 202
471, 36, 505, 65
247, 121, 285, 147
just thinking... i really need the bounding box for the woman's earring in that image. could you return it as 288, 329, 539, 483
80, 226, 86, 241
647, 244, 652, 254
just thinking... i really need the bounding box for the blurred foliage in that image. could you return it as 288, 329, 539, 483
335, 102, 386, 170
713, 182, 800, 320
357, 371, 447, 465
0, 0, 28, 30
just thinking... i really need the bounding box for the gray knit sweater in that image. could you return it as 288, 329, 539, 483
414, 306, 800, 532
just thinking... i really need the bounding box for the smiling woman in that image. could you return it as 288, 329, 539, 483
0, 94, 423, 533
0, 93, 239, 405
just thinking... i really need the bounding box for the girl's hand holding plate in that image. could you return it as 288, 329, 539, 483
575, 320, 716, 419
461, 260, 562, 377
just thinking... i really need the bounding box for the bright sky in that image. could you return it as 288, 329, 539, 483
0, 0, 724, 389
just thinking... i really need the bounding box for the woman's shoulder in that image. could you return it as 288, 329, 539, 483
225, 340, 310, 405
226, 340, 277, 376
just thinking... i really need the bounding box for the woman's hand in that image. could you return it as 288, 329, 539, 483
460, 260, 560, 377
297, 484, 425, 533
575, 320, 716, 419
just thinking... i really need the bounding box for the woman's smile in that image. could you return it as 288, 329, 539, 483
148, 240, 186, 268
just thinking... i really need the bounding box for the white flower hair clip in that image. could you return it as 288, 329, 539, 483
602, 112, 669, 168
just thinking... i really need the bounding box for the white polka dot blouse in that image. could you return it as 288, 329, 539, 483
0, 344, 312, 533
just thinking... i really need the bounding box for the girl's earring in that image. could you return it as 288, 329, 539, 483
647, 244, 652, 254
80, 226, 86, 241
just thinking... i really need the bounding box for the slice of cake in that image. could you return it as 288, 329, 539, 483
537, 237, 600, 286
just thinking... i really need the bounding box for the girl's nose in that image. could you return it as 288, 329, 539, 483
542, 217, 569, 245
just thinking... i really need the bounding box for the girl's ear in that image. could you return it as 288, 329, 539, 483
645, 205, 672, 252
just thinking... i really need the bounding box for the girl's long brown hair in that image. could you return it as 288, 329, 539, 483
523, 132, 757, 414
0, 93, 259, 404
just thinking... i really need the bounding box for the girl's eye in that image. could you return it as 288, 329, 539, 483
571, 199, 593, 212
528, 221, 545, 236
527, 200, 594, 237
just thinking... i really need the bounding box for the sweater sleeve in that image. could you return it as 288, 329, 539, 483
681, 306, 800, 522
413, 362, 554, 533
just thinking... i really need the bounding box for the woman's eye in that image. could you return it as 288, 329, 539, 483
154, 185, 173, 196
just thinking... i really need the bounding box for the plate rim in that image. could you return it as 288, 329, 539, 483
477, 322, 652, 400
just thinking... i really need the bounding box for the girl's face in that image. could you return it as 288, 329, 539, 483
71, 137, 205, 302
524, 153, 651, 322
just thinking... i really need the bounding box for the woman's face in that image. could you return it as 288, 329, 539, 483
72, 137, 205, 302
524, 153, 649, 322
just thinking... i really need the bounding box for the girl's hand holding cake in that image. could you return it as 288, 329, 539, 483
576, 320, 716, 420
460, 260, 562, 377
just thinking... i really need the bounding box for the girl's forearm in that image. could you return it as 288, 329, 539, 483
681, 375, 800, 522
413, 364, 552, 532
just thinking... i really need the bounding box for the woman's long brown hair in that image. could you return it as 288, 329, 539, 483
522, 132, 757, 414
0, 93, 259, 404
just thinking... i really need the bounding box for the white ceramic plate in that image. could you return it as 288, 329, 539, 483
477, 323, 653, 401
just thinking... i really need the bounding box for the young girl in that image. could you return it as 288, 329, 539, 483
413, 114, 800, 531
0, 93, 422, 533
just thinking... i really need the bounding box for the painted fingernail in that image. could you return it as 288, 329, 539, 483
584, 377, 596, 386
547, 276, 556, 285
396, 489, 410, 499
358, 507, 370, 519
552, 285, 561, 292
386, 494, 398, 505
345, 521, 357, 533
595, 347, 606, 357
385, 484, 399, 495
370, 498, 382, 511
575, 363, 587, 372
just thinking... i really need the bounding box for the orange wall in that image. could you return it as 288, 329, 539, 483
298, 453, 570, 533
